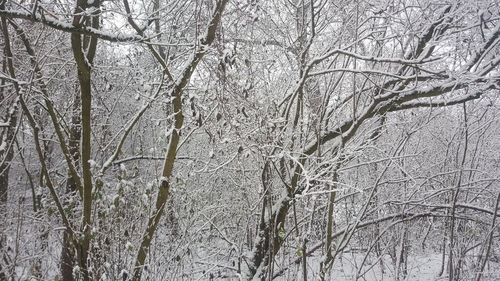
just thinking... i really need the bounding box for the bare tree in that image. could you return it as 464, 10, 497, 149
0, 0, 499, 280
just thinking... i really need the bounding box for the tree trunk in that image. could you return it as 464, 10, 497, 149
0, 165, 8, 203
60, 230, 75, 281
60, 85, 81, 281
0, 13, 20, 281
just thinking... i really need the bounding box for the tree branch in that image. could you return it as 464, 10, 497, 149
0, 8, 143, 42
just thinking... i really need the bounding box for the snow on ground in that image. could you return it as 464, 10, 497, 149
273, 252, 500, 281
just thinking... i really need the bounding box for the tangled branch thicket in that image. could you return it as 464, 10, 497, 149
1, 0, 500, 280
